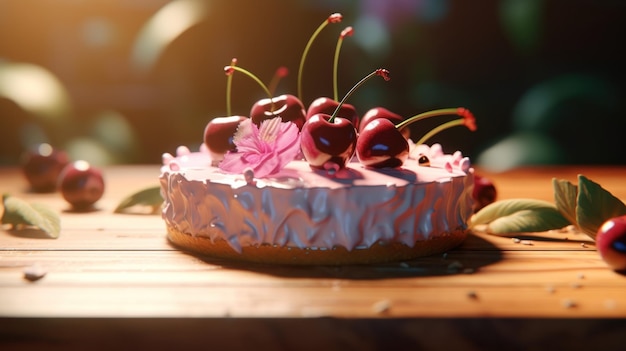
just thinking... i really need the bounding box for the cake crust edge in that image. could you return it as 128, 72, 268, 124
166, 225, 468, 265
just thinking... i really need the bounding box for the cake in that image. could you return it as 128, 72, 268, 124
159, 13, 476, 265
160, 141, 474, 265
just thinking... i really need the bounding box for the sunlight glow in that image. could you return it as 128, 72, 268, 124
0, 62, 71, 121
131, 0, 210, 72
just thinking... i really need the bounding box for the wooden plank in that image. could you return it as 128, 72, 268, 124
0, 250, 619, 286
1, 284, 625, 318
1, 249, 625, 317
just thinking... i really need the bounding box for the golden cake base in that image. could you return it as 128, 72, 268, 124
166, 225, 468, 265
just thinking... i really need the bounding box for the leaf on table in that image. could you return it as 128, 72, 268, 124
114, 186, 163, 215
470, 198, 571, 235
552, 177, 578, 225
483, 208, 571, 236
576, 175, 626, 240
1, 194, 61, 238
470, 198, 568, 227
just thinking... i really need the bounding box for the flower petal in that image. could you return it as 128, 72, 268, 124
218, 117, 301, 178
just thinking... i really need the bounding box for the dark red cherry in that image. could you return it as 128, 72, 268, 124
21, 143, 70, 193
596, 215, 626, 272
58, 160, 105, 210
300, 113, 357, 170
301, 68, 390, 170
203, 116, 247, 156
250, 94, 306, 130
473, 175, 497, 212
360, 107, 409, 139
356, 107, 476, 169
306, 97, 359, 130
356, 118, 409, 168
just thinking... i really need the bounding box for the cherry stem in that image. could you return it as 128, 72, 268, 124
392, 107, 477, 145
267, 66, 288, 96
226, 58, 237, 116
333, 26, 353, 102
297, 13, 342, 103
414, 119, 466, 146
225, 65, 275, 112
395, 108, 462, 130
329, 68, 390, 123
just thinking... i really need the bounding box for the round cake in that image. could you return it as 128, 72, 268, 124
159, 12, 476, 265
160, 143, 474, 265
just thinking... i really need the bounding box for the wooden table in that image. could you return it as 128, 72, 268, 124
1, 165, 626, 350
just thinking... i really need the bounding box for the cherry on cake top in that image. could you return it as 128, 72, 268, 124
201, 12, 477, 174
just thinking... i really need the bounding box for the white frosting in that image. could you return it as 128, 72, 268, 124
160, 144, 474, 253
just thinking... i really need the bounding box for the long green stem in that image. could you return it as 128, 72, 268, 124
414, 118, 465, 146
395, 108, 460, 130
330, 68, 390, 123
226, 65, 275, 112
333, 27, 353, 102
297, 13, 342, 103
225, 58, 236, 116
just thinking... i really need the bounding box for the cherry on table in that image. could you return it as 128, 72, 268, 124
21, 143, 70, 193
596, 215, 626, 272
58, 160, 105, 211
472, 174, 497, 212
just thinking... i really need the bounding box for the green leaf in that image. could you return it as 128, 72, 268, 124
114, 186, 162, 215
552, 178, 578, 225
1, 194, 61, 238
470, 198, 566, 226
576, 175, 626, 239
485, 208, 571, 236
470, 198, 571, 235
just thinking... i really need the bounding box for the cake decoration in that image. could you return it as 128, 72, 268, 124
219, 117, 300, 178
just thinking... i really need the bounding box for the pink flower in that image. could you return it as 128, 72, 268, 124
219, 117, 300, 178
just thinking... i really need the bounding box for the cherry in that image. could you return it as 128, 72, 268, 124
58, 160, 105, 210
225, 61, 306, 129
250, 64, 306, 129
472, 174, 497, 212
21, 143, 70, 193
596, 215, 626, 272
297, 13, 342, 102
202, 58, 248, 158
250, 94, 306, 130
359, 107, 410, 139
306, 97, 359, 128
356, 108, 477, 168
203, 116, 247, 156
356, 118, 409, 168
301, 68, 390, 170
300, 114, 357, 170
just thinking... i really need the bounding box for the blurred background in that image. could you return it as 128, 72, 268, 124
1, 0, 625, 171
